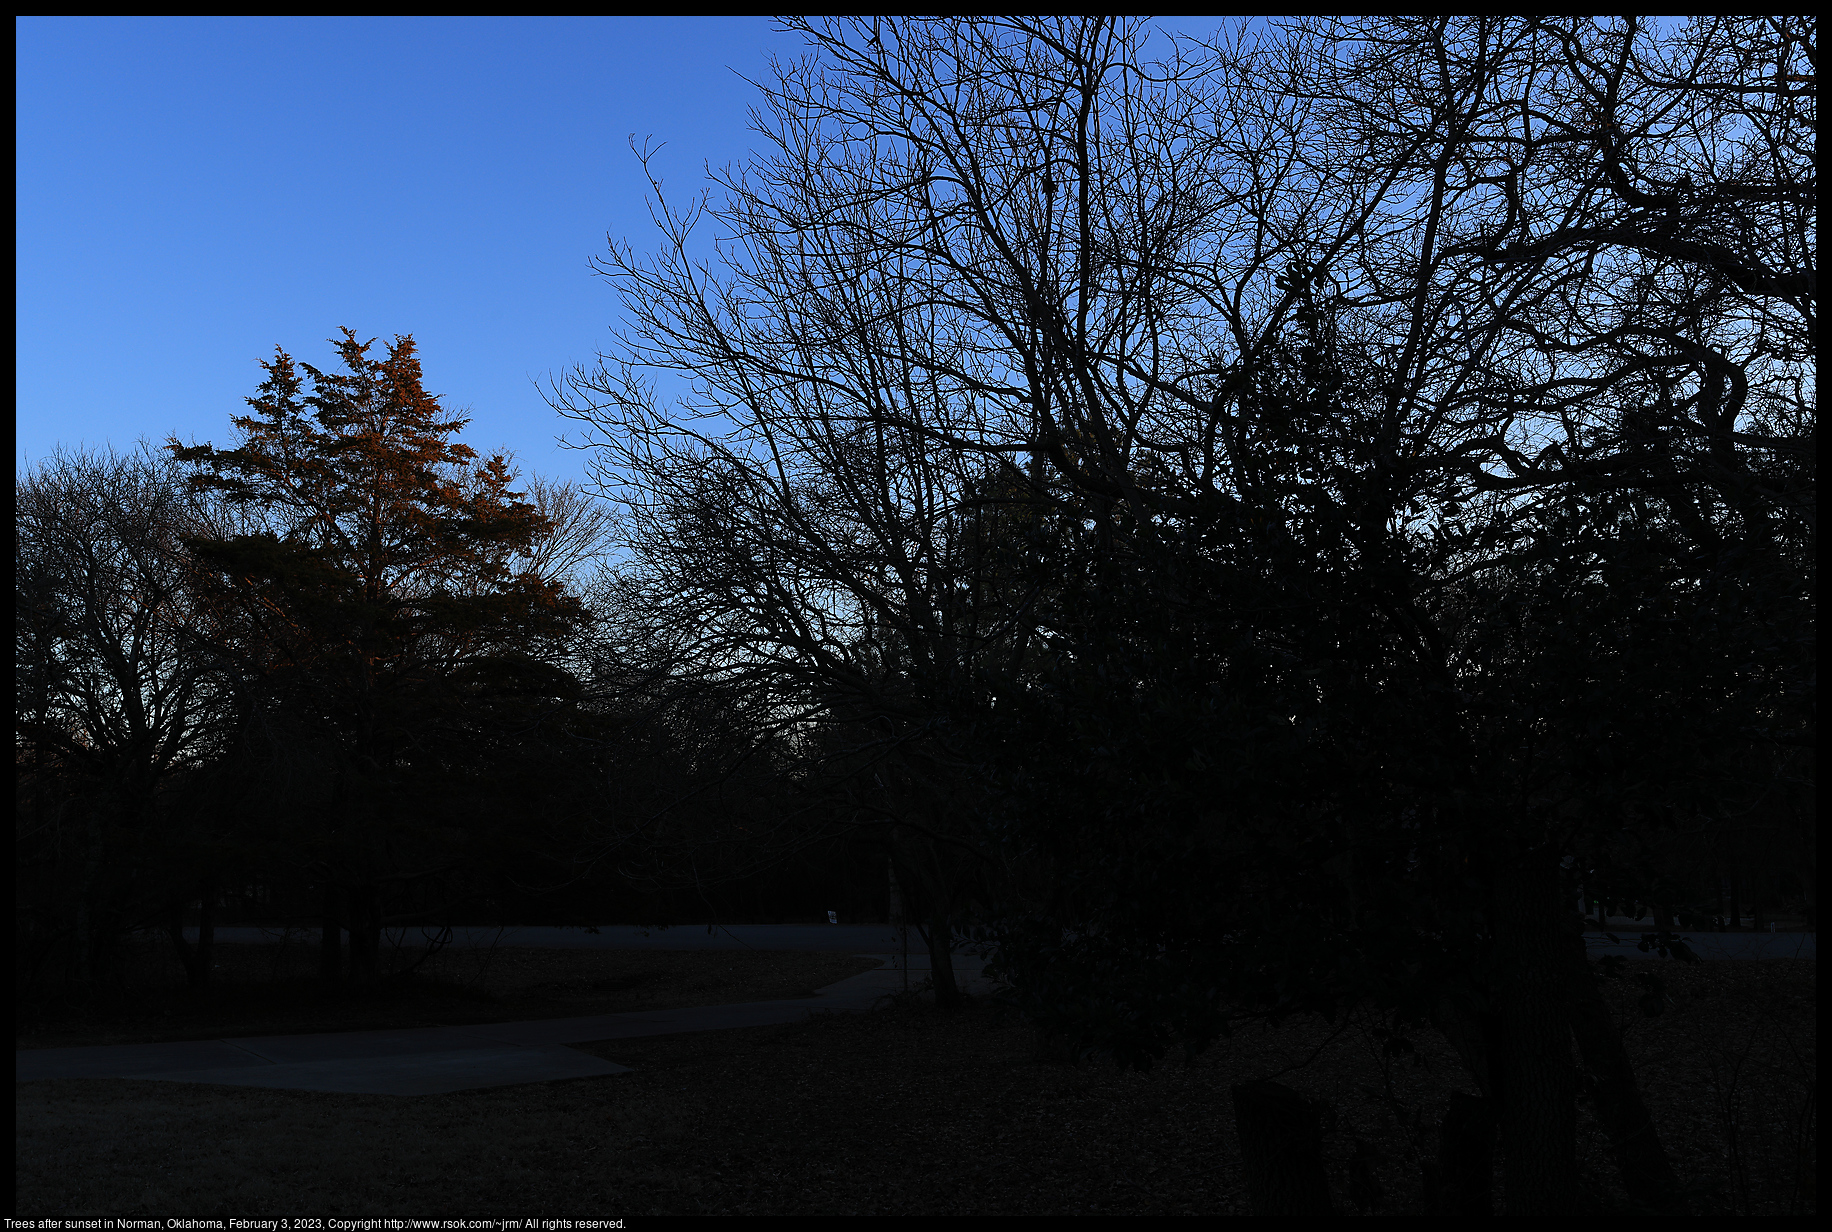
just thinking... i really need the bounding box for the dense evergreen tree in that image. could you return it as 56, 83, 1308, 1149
171, 329, 585, 981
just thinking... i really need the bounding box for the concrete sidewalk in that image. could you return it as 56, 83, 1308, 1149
25, 928, 1806, 1098
168, 923, 959, 954
1584, 930, 1816, 961
15, 955, 990, 1096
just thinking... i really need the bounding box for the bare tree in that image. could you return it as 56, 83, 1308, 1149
558, 16, 1810, 1208
556, 14, 1357, 1002
16, 444, 236, 987
1255, 21, 1813, 1211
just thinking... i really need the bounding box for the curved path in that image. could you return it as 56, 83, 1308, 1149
176, 923, 1812, 961
15, 954, 990, 1096
19, 928, 1808, 1096
168, 923, 954, 953
1582, 930, 1815, 961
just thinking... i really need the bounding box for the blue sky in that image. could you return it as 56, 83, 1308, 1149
15, 16, 818, 483
17, 17, 1224, 486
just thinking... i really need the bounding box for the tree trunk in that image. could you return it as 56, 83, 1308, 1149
73, 836, 104, 986
319, 881, 343, 986
925, 897, 962, 1008
1426, 1091, 1495, 1215
195, 877, 216, 988
1565, 930, 1684, 1212
166, 900, 200, 986
1431, 997, 1498, 1100
1231, 1080, 1336, 1215
893, 826, 962, 1007
167, 883, 218, 989
1491, 858, 1577, 1214
347, 882, 381, 984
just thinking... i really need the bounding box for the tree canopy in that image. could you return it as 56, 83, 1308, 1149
554, 16, 1813, 1214
169, 329, 588, 981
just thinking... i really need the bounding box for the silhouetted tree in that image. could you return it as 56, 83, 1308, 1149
171, 329, 586, 983
15, 445, 237, 988
561, 15, 1810, 1211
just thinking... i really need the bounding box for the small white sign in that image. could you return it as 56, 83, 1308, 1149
827, 910, 838, 924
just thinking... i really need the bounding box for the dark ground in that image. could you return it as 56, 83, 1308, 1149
13, 953, 1814, 1217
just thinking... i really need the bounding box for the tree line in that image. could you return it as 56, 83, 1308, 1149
16, 330, 860, 998
16, 15, 1813, 1216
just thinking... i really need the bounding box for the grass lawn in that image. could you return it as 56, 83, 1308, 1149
15, 957, 1814, 1217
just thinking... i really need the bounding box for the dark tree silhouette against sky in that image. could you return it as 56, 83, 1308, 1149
171, 330, 584, 982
